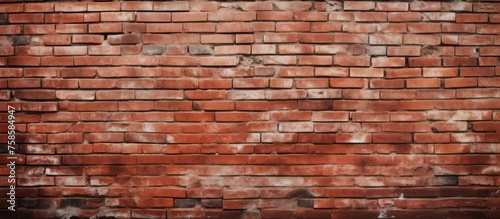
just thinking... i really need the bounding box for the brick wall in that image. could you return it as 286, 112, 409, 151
1, 0, 499, 218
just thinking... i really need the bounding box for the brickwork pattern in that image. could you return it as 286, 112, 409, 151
0, 0, 499, 218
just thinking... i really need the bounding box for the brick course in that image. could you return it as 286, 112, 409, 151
1, 0, 500, 218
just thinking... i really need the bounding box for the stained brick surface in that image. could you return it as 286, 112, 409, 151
1, 0, 500, 218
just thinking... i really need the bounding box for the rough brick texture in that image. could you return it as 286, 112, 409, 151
1, 0, 500, 218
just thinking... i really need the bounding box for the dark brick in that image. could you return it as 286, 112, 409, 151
143, 45, 165, 55
12, 36, 30, 46
0, 14, 7, 24
297, 199, 313, 208
188, 45, 213, 55
174, 198, 195, 208
428, 176, 459, 186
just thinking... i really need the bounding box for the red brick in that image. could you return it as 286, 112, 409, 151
72, 35, 104, 44
9, 14, 44, 23
257, 11, 293, 21
388, 12, 421, 22
334, 33, 369, 43
172, 12, 207, 22
8, 57, 41, 66
372, 57, 405, 67
330, 78, 367, 88
278, 45, 313, 54
334, 56, 370, 67
444, 78, 478, 88
343, 23, 377, 33
122, 2, 152, 11
201, 34, 234, 44
137, 13, 171, 22
329, 12, 352, 21
404, 35, 441, 45
153, 2, 189, 11
276, 22, 310, 32
459, 36, 494, 45
408, 23, 441, 33
443, 57, 478, 67
456, 13, 488, 23
423, 68, 458, 77
24, 24, 55, 34
376, 2, 408, 11
409, 57, 442, 67
89, 23, 123, 33
55, 3, 86, 12
48, 133, 83, 143
344, 1, 375, 11
350, 68, 383, 78
0, 4, 23, 13
415, 134, 451, 143
410, 1, 441, 11
354, 12, 387, 22
88, 2, 121, 11
442, 23, 476, 33
208, 12, 256, 21
407, 78, 442, 88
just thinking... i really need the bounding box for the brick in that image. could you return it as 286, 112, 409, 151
343, 24, 377, 33
24, 25, 55, 34
388, 46, 420, 56
276, 22, 310, 32
173, 12, 207, 22
107, 34, 140, 45
410, 1, 441, 11
183, 23, 215, 32
279, 67, 314, 77
376, 2, 408, 11
330, 78, 367, 88
409, 57, 442, 67
456, 13, 488, 23
378, 24, 407, 34
404, 35, 441, 45
408, 23, 441, 33
257, 11, 293, 21
329, 12, 351, 21
55, 3, 86, 12
137, 13, 171, 22
146, 23, 183, 33
214, 45, 250, 55
263, 33, 297, 43
0, 4, 23, 13
350, 68, 384, 78
407, 78, 441, 88
87, 2, 120, 11
153, 2, 189, 11
278, 45, 313, 54
208, 12, 256, 22
72, 35, 104, 44
201, 34, 234, 44
423, 68, 458, 77
9, 14, 44, 23
344, 1, 375, 11
334, 33, 368, 43
122, 2, 152, 11
353, 12, 387, 22
442, 24, 476, 33
444, 78, 478, 88
388, 12, 421, 22
459, 36, 493, 45
54, 46, 87, 56
372, 57, 405, 67
334, 56, 370, 67
89, 23, 123, 33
